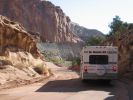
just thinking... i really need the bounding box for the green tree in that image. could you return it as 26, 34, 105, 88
109, 16, 122, 35
85, 36, 104, 46
108, 16, 128, 37
128, 23, 133, 30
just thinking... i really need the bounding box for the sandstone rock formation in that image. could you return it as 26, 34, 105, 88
0, 15, 49, 86
0, 0, 81, 43
0, 15, 41, 58
105, 31, 133, 77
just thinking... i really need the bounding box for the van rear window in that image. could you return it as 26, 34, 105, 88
89, 55, 108, 64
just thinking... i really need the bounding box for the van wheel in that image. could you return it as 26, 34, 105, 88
81, 79, 87, 83
105, 80, 111, 84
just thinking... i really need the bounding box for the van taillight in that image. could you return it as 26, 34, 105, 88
84, 66, 88, 72
112, 66, 117, 71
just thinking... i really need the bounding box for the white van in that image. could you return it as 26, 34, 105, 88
80, 46, 118, 81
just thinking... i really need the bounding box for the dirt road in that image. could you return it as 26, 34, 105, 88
0, 64, 132, 100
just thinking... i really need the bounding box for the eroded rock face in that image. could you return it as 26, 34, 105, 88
105, 32, 133, 75
0, 0, 80, 43
0, 15, 49, 86
0, 15, 41, 58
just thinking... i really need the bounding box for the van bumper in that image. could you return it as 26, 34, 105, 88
82, 73, 118, 80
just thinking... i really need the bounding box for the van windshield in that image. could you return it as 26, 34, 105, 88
89, 55, 108, 64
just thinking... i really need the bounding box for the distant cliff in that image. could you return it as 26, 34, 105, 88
0, 0, 82, 43
0, 0, 104, 43
70, 22, 104, 41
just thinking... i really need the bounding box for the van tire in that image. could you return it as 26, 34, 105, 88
106, 79, 111, 84
81, 79, 87, 83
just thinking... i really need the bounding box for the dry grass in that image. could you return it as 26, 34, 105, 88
33, 63, 52, 76
33, 64, 44, 74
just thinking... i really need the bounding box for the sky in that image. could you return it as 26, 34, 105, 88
49, 0, 133, 34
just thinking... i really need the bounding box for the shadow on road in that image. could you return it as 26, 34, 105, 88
36, 78, 114, 93
36, 78, 116, 99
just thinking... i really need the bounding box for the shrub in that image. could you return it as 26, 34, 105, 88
72, 57, 81, 66
33, 64, 44, 74
85, 36, 105, 46
0, 60, 12, 66
33, 63, 51, 76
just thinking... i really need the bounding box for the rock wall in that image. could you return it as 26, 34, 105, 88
0, 15, 41, 58
0, 0, 81, 43
105, 31, 133, 76
0, 15, 48, 86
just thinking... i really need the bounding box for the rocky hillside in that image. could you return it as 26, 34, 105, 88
0, 15, 49, 86
104, 31, 133, 78
37, 43, 83, 60
70, 22, 104, 41
0, 0, 82, 43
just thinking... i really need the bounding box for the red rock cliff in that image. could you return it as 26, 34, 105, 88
0, 0, 78, 43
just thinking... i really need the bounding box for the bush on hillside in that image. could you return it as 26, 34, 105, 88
85, 36, 105, 46
72, 57, 81, 66
33, 63, 44, 74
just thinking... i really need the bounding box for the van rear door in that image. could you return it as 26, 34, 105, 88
88, 55, 108, 76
